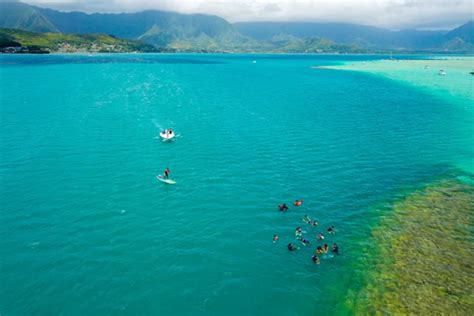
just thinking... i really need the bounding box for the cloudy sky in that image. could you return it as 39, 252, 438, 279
23, 0, 473, 30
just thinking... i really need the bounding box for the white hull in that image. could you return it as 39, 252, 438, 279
156, 175, 176, 184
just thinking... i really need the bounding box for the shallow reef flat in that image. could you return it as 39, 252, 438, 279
325, 57, 474, 105
347, 178, 474, 314
325, 57, 474, 175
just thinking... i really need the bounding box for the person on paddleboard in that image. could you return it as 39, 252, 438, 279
164, 168, 170, 179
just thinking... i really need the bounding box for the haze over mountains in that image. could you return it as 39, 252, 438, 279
1, 1, 472, 53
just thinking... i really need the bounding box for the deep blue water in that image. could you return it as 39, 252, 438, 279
0, 54, 472, 315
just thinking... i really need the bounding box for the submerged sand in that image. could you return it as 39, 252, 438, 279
324, 56, 474, 174
328, 57, 474, 314
324, 57, 474, 105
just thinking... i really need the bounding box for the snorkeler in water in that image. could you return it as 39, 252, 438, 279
303, 215, 318, 227
273, 235, 279, 243
332, 243, 339, 255
327, 226, 335, 234
317, 233, 325, 240
288, 243, 299, 251
300, 238, 310, 246
295, 227, 303, 237
316, 246, 323, 254
323, 244, 329, 253
294, 199, 303, 207
311, 255, 320, 264
278, 203, 289, 212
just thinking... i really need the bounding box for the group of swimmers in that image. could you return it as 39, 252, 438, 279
273, 201, 340, 265
311, 244, 339, 264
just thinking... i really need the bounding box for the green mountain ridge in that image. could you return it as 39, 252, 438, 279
0, 1, 472, 53
0, 1, 58, 33
0, 28, 166, 53
234, 21, 474, 53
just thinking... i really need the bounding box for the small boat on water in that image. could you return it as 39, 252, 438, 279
160, 129, 175, 140
438, 69, 446, 76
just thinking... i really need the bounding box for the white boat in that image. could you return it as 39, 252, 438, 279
439, 70, 446, 76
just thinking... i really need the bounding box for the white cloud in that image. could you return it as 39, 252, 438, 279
23, 0, 474, 29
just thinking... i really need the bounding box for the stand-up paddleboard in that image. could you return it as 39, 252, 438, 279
156, 175, 176, 184
160, 130, 175, 140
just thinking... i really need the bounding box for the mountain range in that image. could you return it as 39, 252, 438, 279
1, 1, 472, 53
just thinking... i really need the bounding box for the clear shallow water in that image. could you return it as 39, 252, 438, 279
348, 178, 474, 314
0, 54, 472, 315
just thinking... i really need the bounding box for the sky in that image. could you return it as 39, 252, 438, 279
22, 0, 474, 30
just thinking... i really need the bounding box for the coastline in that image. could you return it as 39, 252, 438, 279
2, 51, 474, 56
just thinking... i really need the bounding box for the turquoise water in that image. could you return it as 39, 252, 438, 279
1, 54, 472, 315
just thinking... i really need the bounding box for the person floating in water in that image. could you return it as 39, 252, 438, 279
295, 227, 304, 237
273, 235, 279, 243
317, 233, 325, 240
299, 238, 310, 246
323, 244, 329, 253
316, 246, 323, 254
303, 215, 318, 226
294, 199, 303, 207
311, 255, 320, 264
332, 243, 339, 255
287, 243, 299, 251
327, 226, 335, 234
278, 203, 289, 212
163, 167, 170, 179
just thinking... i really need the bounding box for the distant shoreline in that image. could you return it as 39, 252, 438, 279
1, 52, 473, 56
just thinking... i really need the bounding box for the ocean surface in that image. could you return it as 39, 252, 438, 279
1, 54, 473, 315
